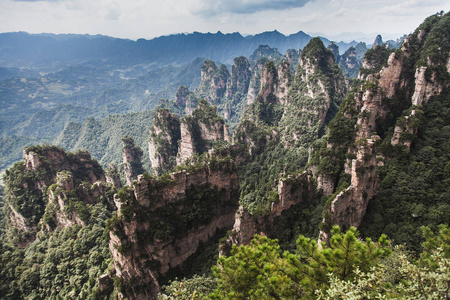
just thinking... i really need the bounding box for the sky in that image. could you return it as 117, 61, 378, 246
0, 0, 449, 42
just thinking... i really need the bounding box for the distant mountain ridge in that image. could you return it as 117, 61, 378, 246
0, 30, 358, 69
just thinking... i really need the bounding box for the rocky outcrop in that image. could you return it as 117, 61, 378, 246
226, 56, 251, 100
108, 160, 239, 299
254, 60, 292, 106
318, 82, 389, 240
378, 52, 404, 98
411, 65, 444, 106
223, 171, 316, 248
327, 42, 340, 63
175, 86, 198, 115
315, 172, 335, 196
318, 17, 450, 242
339, 46, 362, 78
177, 121, 196, 164
284, 49, 301, 72
122, 136, 144, 186
197, 60, 229, 103
23, 146, 105, 186
234, 38, 346, 157
246, 57, 268, 105
3, 145, 110, 244
259, 60, 280, 102
105, 163, 122, 188
279, 37, 347, 148
176, 100, 230, 165
276, 60, 291, 102
45, 171, 114, 229
148, 109, 181, 176
372, 34, 384, 48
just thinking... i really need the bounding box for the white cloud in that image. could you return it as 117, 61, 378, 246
192, 0, 314, 16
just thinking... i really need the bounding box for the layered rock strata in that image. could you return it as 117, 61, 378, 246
122, 136, 144, 186
109, 160, 239, 299
148, 109, 181, 176
176, 100, 230, 165
318, 19, 450, 242
4, 146, 109, 244
197, 60, 229, 103
279, 37, 347, 148
175, 86, 198, 115
222, 171, 316, 249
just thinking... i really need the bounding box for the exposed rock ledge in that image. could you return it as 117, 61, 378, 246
223, 171, 316, 250
109, 161, 239, 299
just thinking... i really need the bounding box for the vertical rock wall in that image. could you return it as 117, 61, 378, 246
109, 161, 239, 299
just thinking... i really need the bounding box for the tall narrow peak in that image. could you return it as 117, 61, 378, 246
339, 46, 362, 78
122, 136, 144, 186
175, 86, 198, 115
372, 34, 384, 48
148, 108, 181, 176
176, 99, 230, 165
246, 57, 268, 105
226, 56, 252, 100
279, 37, 347, 148
327, 41, 340, 63
232, 59, 288, 155
197, 60, 229, 104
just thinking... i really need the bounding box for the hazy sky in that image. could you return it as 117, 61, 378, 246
1, 0, 449, 41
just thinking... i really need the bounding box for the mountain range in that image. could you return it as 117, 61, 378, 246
0, 30, 359, 70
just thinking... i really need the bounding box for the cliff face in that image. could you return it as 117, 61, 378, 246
148, 109, 181, 176
197, 60, 229, 103
176, 100, 230, 165
45, 171, 115, 229
279, 37, 347, 148
317, 13, 450, 242
175, 86, 198, 115
3, 145, 111, 244
105, 163, 122, 188
223, 171, 316, 249
122, 136, 144, 186
246, 57, 268, 105
108, 160, 239, 299
320, 86, 386, 238
339, 46, 362, 78
226, 56, 252, 100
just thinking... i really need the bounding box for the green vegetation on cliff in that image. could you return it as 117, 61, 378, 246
1, 146, 117, 299
360, 88, 450, 251
0, 212, 114, 299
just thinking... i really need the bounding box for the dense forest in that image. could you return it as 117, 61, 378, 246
1, 11, 449, 300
